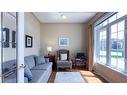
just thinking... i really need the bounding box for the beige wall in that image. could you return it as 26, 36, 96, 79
40, 23, 86, 58
24, 12, 41, 56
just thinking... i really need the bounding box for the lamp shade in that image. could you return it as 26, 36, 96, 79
47, 46, 52, 52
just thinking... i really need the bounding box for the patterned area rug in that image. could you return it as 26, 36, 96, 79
54, 72, 85, 83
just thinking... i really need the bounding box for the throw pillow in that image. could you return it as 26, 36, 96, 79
60, 54, 67, 60
35, 56, 46, 65
24, 63, 33, 81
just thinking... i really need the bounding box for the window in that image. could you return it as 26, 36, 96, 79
99, 29, 107, 64
94, 12, 127, 74
110, 21, 125, 70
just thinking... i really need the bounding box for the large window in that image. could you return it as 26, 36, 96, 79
94, 12, 127, 74
99, 28, 107, 64
110, 21, 125, 70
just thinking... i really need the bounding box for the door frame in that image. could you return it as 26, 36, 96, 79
0, 12, 24, 83
17, 12, 24, 83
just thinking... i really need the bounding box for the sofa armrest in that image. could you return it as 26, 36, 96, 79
24, 77, 28, 83
45, 58, 49, 63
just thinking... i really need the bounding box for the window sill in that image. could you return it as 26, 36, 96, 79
96, 63, 127, 77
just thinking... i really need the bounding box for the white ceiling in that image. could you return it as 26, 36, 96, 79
33, 12, 96, 23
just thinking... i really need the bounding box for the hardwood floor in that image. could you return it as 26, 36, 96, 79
48, 67, 108, 83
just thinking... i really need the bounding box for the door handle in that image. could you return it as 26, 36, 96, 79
19, 64, 26, 68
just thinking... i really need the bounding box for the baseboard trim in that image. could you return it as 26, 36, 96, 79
93, 69, 112, 83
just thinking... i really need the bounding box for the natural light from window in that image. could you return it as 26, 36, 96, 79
94, 12, 127, 74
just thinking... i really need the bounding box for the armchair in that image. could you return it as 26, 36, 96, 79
56, 49, 72, 71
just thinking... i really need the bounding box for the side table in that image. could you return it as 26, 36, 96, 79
75, 58, 87, 69
44, 55, 56, 70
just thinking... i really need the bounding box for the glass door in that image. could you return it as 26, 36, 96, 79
1, 12, 17, 83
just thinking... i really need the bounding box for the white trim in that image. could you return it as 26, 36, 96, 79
124, 19, 127, 70
93, 68, 112, 83
17, 12, 24, 83
95, 14, 127, 30
106, 25, 110, 65
95, 12, 116, 26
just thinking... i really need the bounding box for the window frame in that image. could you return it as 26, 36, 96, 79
109, 21, 125, 70
99, 28, 107, 64
124, 18, 127, 72
94, 12, 127, 74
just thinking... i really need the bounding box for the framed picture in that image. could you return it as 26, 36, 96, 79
2, 27, 10, 48
59, 37, 69, 46
12, 31, 16, 48
25, 35, 33, 48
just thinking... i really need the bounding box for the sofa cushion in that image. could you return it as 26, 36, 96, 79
3, 68, 10, 73
4, 73, 28, 83
3, 60, 16, 71
29, 70, 46, 83
24, 63, 33, 81
60, 54, 67, 60
3, 73, 16, 83
35, 56, 46, 65
24, 77, 28, 83
24, 55, 35, 69
31, 62, 53, 70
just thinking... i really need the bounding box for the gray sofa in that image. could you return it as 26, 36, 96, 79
24, 55, 52, 83
3, 55, 52, 83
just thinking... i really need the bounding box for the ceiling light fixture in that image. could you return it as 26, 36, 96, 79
61, 14, 67, 19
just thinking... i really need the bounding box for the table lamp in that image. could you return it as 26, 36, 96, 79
47, 46, 52, 55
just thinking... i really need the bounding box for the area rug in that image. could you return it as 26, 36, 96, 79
54, 72, 85, 83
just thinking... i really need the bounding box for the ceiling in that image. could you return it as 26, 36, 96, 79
33, 12, 96, 23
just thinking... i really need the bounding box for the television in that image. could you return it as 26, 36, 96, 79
76, 52, 85, 59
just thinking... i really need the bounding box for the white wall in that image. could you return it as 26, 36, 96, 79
40, 23, 86, 58
24, 12, 41, 56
